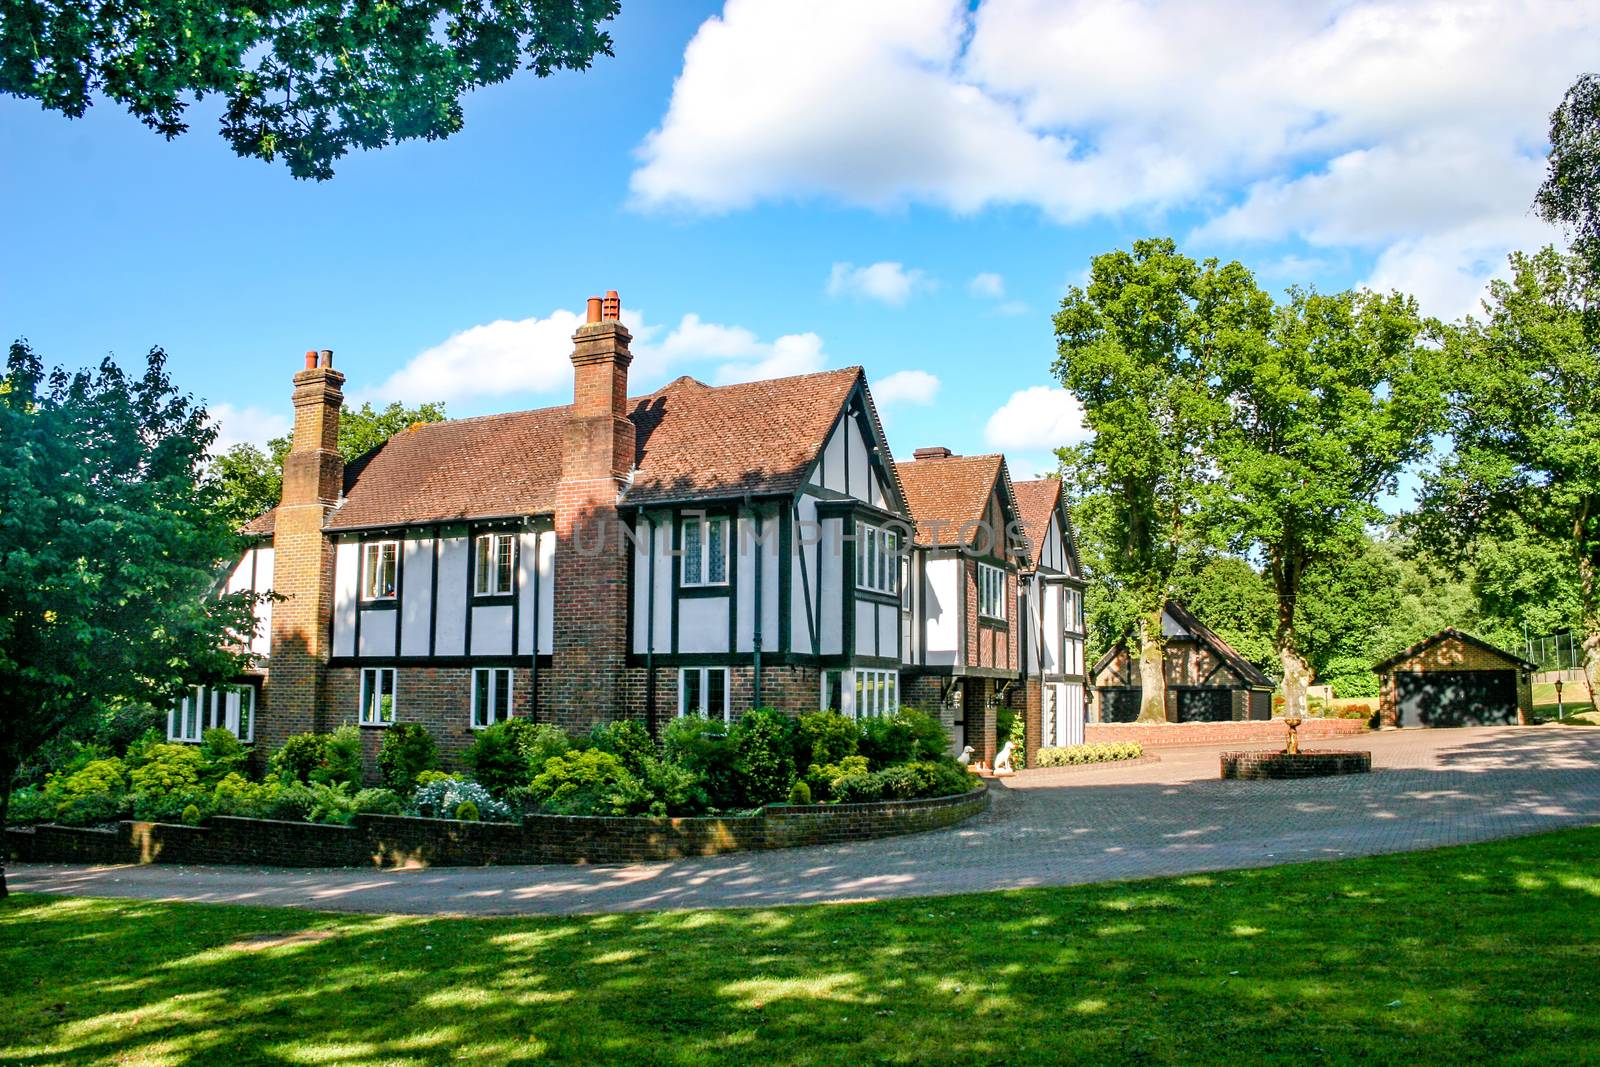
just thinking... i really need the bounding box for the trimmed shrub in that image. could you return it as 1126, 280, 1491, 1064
830, 772, 881, 804
56, 791, 130, 827
260, 782, 317, 822
315, 725, 363, 787
463, 720, 571, 796
1035, 742, 1143, 767
454, 800, 481, 821
787, 780, 812, 805
268, 732, 329, 784
128, 745, 202, 799
306, 781, 358, 825
180, 804, 203, 826
731, 709, 797, 808
378, 723, 439, 794
56, 758, 128, 804
198, 729, 249, 783
529, 750, 649, 816
793, 711, 859, 769
831, 759, 975, 804
586, 720, 656, 777
133, 788, 212, 823
639, 757, 709, 816
414, 770, 456, 789
803, 754, 869, 802
408, 778, 513, 822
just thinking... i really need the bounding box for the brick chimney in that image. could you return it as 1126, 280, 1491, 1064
552, 292, 636, 731
913, 446, 954, 460
264, 349, 345, 751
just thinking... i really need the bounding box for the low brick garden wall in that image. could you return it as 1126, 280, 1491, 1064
1219, 750, 1373, 780
1086, 718, 1370, 748
6, 784, 988, 870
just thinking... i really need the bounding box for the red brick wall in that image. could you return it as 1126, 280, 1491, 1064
1085, 718, 1369, 748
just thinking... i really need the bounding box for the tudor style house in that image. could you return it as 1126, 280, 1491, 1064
178, 291, 1085, 769
1012, 479, 1089, 749
1090, 600, 1274, 723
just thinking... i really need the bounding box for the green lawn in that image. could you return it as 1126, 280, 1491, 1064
5, 828, 1600, 1065
1532, 679, 1600, 723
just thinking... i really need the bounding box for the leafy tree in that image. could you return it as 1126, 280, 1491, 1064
1416, 248, 1600, 711
0, 0, 619, 179
215, 400, 446, 523
1208, 287, 1444, 716
1536, 73, 1600, 277
1053, 238, 1240, 720
1170, 554, 1277, 670
0, 341, 256, 895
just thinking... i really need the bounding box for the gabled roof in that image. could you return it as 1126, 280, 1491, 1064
895, 452, 1018, 550
1011, 477, 1083, 576
243, 366, 865, 535
1371, 627, 1537, 673
1091, 599, 1276, 689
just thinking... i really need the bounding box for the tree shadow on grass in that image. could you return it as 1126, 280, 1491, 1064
4, 826, 1600, 1065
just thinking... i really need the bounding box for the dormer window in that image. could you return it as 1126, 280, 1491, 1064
475, 532, 515, 596
362, 540, 398, 600
681, 515, 728, 587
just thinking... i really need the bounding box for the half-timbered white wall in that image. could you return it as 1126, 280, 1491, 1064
809, 409, 893, 506
631, 510, 784, 656
330, 526, 554, 660
221, 544, 274, 657
919, 554, 960, 666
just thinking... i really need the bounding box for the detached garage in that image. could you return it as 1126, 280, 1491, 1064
1373, 628, 1536, 728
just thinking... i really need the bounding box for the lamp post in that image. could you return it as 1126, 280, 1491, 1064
1556, 678, 1565, 721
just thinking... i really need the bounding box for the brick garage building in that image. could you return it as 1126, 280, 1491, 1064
1373, 628, 1536, 727
1090, 600, 1275, 724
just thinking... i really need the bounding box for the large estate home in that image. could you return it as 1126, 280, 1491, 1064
172, 291, 1085, 770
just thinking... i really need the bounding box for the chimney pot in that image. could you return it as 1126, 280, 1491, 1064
586, 296, 602, 323
602, 290, 621, 321
319, 349, 333, 368
914, 446, 954, 460
304, 350, 318, 369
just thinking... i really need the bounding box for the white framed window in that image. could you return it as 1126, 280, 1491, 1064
362, 540, 399, 600
854, 522, 898, 596
474, 533, 515, 596
471, 667, 513, 728
679, 667, 730, 721
360, 668, 397, 725
1063, 587, 1083, 631
820, 670, 844, 712
851, 669, 899, 719
978, 563, 1007, 620
680, 515, 729, 587
168, 685, 255, 743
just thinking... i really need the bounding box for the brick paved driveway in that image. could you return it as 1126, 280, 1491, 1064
12, 726, 1600, 916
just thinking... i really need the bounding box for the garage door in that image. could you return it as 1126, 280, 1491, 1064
1396, 670, 1518, 727
1099, 688, 1142, 723
1178, 688, 1234, 722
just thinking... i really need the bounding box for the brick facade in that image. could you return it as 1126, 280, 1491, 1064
1085, 717, 1370, 747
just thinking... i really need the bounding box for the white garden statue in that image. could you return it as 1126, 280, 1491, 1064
994, 741, 1015, 775
957, 745, 975, 766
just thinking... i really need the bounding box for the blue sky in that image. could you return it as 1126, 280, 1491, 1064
0, 0, 1591, 481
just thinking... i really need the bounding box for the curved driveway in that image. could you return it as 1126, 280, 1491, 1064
13, 726, 1600, 916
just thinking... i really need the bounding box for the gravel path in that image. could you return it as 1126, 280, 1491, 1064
12, 726, 1599, 916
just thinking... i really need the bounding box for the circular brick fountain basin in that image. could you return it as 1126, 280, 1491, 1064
1220, 750, 1372, 780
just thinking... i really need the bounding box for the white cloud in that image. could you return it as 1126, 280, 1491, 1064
968, 272, 1005, 299
209, 403, 291, 453
825, 261, 934, 306
633, 0, 1596, 316
872, 369, 941, 407
709, 331, 828, 384
984, 385, 1090, 452
367, 310, 586, 405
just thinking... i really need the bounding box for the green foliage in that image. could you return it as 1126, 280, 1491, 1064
585, 720, 656, 777
638, 757, 709, 817
198, 729, 249, 783
1536, 74, 1600, 277
662, 716, 740, 810
180, 804, 203, 827
1035, 742, 1143, 767
793, 711, 859, 769
0, 5, 620, 179
804, 755, 870, 802
316, 726, 363, 787
730, 709, 796, 808
787, 780, 812, 805
463, 721, 535, 796
528, 750, 649, 817
133, 788, 212, 824
377, 724, 439, 795
414, 770, 456, 790
454, 800, 481, 822
268, 733, 329, 785
832, 760, 975, 804
1170, 555, 1278, 670
211, 443, 281, 525
128, 745, 203, 799
55, 791, 130, 827
56, 758, 128, 803
352, 788, 403, 816
305, 782, 358, 825
6, 788, 52, 823
857, 710, 948, 770
0, 340, 257, 874
997, 708, 1027, 770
